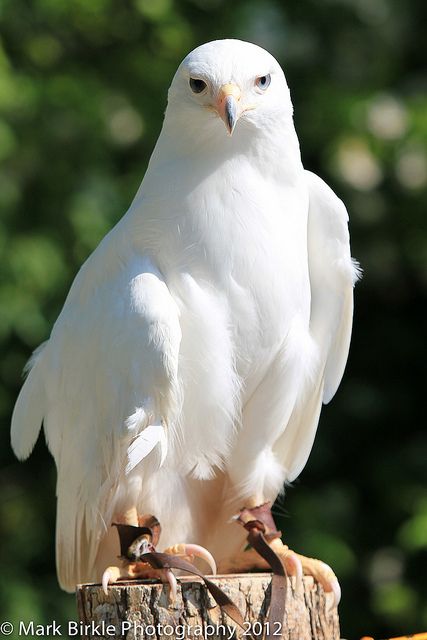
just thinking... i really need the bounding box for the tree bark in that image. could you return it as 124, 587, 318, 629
76, 573, 340, 640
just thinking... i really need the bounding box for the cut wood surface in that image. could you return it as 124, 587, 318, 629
76, 573, 340, 640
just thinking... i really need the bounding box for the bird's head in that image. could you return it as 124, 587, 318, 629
167, 39, 293, 140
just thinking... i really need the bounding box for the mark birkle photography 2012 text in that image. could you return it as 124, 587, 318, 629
12, 620, 247, 638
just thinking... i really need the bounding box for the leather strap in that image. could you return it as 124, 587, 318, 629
242, 519, 287, 640
141, 552, 246, 630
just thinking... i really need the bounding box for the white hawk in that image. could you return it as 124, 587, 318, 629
11, 39, 359, 604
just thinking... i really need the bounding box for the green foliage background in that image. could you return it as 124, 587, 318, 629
1, 0, 426, 636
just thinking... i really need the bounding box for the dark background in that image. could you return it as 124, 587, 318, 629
0, 0, 426, 636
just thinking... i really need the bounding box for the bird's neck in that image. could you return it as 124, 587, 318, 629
143, 112, 303, 192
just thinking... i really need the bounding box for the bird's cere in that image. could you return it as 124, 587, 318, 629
217, 83, 241, 134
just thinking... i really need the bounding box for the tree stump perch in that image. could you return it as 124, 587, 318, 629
76, 574, 340, 640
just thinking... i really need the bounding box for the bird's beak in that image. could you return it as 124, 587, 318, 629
216, 83, 241, 135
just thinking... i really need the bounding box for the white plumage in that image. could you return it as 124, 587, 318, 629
11, 39, 359, 592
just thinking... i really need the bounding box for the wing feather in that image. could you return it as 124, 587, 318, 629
11, 231, 181, 591
11, 344, 47, 460
274, 170, 359, 481
306, 170, 360, 403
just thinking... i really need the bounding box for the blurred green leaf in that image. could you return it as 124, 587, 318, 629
398, 499, 427, 552
372, 582, 418, 622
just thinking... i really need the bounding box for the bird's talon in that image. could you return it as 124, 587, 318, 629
268, 541, 341, 607
161, 568, 178, 602
296, 555, 341, 607
285, 552, 303, 595
102, 566, 122, 595
327, 576, 341, 609
183, 543, 217, 575
163, 542, 217, 575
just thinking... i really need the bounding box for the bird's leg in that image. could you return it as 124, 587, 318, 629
220, 499, 340, 606
101, 513, 216, 601
217, 500, 302, 578
102, 510, 177, 597
124, 506, 138, 525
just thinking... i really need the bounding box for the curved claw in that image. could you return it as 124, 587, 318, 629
102, 566, 122, 595
183, 543, 217, 575
284, 551, 303, 579
161, 568, 177, 602
315, 560, 341, 607
327, 574, 342, 608
284, 551, 303, 595
164, 543, 217, 575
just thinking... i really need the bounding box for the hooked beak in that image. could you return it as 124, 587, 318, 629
216, 83, 241, 135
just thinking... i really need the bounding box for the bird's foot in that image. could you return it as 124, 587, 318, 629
102, 560, 178, 599
101, 518, 216, 600
217, 540, 303, 585
269, 537, 341, 606
229, 501, 341, 606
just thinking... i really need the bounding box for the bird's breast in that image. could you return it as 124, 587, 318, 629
153, 168, 312, 385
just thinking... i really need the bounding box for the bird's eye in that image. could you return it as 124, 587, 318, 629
255, 74, 271, 91
189, 78, 207, 94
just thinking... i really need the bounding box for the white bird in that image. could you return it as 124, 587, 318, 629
11, 39, 359, 602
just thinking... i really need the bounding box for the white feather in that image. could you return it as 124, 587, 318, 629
126, 424, 167, 474
306, 170, 361, 403
11, 344, 47, 460
270, 171, 359, 482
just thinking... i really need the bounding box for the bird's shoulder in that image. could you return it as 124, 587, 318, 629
305, 169, 360, 284
50, 217, 172, 343
305, 170, 350, 242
